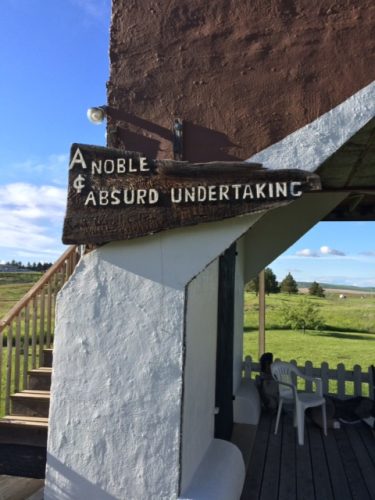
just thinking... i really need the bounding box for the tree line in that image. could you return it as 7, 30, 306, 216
0, 260, 52, 272
246, 268, 325, 297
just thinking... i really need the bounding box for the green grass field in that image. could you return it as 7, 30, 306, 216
244, 291, 375, 371
0, 273, 42, 318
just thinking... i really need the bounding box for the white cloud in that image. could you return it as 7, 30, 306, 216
295, 248, 319, 257
359, 251, 375, 256
0, 183, 67, 260
3, 154, 69, 186
320, 246, 345, 256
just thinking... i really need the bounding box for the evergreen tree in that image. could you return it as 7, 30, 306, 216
245, 278, 259, 294
245, 267, 280, 295
308, 281, 325, 297
280, 272, 299, 294
264, 268, 280, 294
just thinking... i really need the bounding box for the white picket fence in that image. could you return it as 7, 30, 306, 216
242, 355, 375, 399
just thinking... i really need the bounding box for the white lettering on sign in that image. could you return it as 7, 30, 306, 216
290, 182, 302, 196
84, 189, 160, 206
69, 148, 87, 170
90, 157, 149, 174
82, 182, 303, 206
168, 182, 303, 203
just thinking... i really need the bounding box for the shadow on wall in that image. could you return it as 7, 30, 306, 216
45, 454, 117, 500
107, 109, 242, 161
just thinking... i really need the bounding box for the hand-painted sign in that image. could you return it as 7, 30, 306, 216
62, 143, 321, 244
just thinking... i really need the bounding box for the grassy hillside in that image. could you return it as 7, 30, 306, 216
244, 292, 375, 371
0, 273, 42, 318
297, 282, 375, 293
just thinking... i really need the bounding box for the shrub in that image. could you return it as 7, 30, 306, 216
281, 299, 324, 333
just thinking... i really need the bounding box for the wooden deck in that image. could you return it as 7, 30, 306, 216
0, 475, 43, 500
241, 411, 375, 500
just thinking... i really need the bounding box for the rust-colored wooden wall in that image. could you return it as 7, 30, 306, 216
108, 0, 375, 161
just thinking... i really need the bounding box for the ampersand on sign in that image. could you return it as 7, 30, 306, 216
73, 174, 86, 194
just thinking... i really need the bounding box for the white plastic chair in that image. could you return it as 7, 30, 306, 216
271, 361, 327, 445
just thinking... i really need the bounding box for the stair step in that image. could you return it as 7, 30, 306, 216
42, 348, 53, 368
12, 390, 50, 400
11, 391, 50, 418
0, 416, 49, 428
0, 417, 48, 447
28, 368, 52, 391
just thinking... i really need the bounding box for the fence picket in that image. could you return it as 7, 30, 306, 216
242, 357, 372, 400
321, 362, 329, 395
305, 360, 313, 392
353, 365, 362, 397
337, 364, 346, 398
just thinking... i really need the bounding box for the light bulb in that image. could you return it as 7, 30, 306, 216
87, 106, 107, 124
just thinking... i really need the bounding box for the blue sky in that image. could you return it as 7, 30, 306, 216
0, 1, 374, 286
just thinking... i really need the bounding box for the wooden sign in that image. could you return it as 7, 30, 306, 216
62, 144, 321, 244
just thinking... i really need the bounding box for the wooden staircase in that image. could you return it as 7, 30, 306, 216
0, 349, 53, 448
0, 247, 79, 478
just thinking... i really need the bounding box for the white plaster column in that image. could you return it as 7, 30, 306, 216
45, 215, 261, 500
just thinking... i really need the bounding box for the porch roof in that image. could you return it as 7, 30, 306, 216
248, 82, 375, 222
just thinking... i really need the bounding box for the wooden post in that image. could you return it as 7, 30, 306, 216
258, 269, 265, 358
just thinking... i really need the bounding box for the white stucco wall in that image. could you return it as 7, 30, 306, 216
45, 251, 185, 500
180, 260, 219, 493
46, 214, 263, 500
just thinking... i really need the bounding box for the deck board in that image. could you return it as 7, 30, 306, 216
259, 414, 282, 500
308, 423, 334, 500
0, 475, 43, 500
335, 424, 371, 500
241, 412, 375, 500
241, 412, 272, 500
278, 413, 296, 500
295, 422, 314, 500
322, 427, 352, 499
344, 425, 375, 498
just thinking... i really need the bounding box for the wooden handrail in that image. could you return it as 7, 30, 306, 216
0, 246, 78, 331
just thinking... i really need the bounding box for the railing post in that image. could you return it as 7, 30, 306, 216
14, 313, 22, 393
0, 327, 3, 412
31, 296, 38, 369
23, 303, 30, 389
47, 281, 52, 348
5, 324, 13, 415
258, 270, 266, 358
39, 287, 45, 362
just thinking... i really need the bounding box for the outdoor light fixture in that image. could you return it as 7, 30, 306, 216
87, 106, 107, 124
